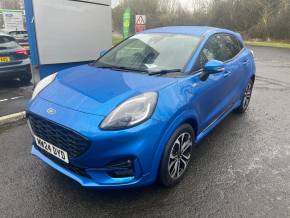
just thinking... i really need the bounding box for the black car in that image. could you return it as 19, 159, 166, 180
0, 33, 32, 83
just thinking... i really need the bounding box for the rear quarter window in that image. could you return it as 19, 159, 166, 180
222, 34, 243, 59
0, 36, 18, 50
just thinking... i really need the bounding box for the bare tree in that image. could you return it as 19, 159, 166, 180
113, 0, 290, 40
0, 0, 22, 9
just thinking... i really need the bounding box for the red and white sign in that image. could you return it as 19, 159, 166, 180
135, 15, 146, 33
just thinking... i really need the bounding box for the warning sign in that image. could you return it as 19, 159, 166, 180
136, 15, 146, 25
135, 15, 146, 33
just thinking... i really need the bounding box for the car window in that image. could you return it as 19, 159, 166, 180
221, 34, 243, 59
0, 36, 18, 50
195, 34, 243, 71
195, 35, 223, 70
96, 33, 201, 73
9, 31, 27, 35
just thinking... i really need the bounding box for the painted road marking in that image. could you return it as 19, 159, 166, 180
0, 96, 24, 103
11, 96, 24, 100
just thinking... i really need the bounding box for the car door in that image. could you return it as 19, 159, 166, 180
227, 34, 253, 101
219, 34, 246, 105
192, 34, 235, 131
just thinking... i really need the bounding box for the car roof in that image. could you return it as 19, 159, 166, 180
143, 26, 240, 38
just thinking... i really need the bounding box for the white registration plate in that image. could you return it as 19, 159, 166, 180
34, 136, 69, 163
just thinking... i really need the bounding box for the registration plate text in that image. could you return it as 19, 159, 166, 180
0, 57, 11, 63
35, 136, 69, 163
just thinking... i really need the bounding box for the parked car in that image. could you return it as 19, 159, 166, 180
0, 33, 31, 83
26, 26, 256, 189
8, 30, 29, 44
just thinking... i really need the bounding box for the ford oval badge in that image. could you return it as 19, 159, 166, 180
47, 108, 56, 115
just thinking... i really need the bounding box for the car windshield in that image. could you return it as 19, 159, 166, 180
95, 33, 201, 74
0, 36, 18, 50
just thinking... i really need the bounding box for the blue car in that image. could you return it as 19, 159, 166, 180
26, 26, 255, 188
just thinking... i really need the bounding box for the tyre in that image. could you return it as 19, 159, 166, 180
19, 71, 32, 84
158, 124, 194, 187
235, 79, 254, 114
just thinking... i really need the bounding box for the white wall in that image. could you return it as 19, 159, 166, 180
32, 0, 112, 65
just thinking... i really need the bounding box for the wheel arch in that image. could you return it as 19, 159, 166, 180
251, 74, 255, 82
182, 118, 198, 139
150, 111, 200, 181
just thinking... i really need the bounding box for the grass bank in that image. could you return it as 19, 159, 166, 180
246, 40, 290, 49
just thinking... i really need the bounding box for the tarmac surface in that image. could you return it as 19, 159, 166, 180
0, 80, 33, 117
1, 46, 290, 218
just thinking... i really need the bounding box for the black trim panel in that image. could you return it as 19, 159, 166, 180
202, 103, 234, 133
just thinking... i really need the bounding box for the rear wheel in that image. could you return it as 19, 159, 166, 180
158, 124, 194, 187
235, 79, 254, 114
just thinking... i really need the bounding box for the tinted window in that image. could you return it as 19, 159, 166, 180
195, 35, 224, 70
0, 36, 18, 50
195, 34, 243, 71
222, 34, 242, 58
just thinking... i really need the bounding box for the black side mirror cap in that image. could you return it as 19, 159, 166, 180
199, 71, 210, 81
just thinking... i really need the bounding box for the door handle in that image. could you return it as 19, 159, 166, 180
243, 59, 249, 65
224, 70, 232, 78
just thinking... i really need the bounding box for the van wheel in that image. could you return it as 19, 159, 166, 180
158, 124, 194, 187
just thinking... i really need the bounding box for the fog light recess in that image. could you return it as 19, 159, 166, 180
107, 158, 135, 178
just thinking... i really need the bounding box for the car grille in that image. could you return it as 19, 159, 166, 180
28, 113, 91, 159
28, 113, 92, 178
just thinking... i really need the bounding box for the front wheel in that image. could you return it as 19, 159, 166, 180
235, 79, 254, 114
158, 124, 194, 187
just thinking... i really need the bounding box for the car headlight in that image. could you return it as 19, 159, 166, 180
31, 73, 57, 100
100, 92, 158, 130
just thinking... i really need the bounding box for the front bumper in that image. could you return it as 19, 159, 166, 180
27, 97, 167, 188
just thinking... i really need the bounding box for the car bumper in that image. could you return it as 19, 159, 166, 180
0, 59, 31, 79
27, 97, 167, 188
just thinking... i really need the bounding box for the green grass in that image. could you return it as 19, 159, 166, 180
112, 35, 123, 45
246, 40, 290, 49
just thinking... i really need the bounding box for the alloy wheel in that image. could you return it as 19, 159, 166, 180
168, 132, 192, 179
242, 81, 253, 110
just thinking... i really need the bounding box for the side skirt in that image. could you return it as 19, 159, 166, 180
195, 100, 240, 144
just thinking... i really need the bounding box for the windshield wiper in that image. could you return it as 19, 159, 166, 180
97, 65, 130, 72
96, 64, 147, 73
113, 66, 147, 73
148, 69, 181, 76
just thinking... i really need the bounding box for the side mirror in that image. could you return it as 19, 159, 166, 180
99, 50, 107, 57
200, 60, 225, 81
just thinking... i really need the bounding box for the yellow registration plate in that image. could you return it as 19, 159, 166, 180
0, 57, 11, 63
